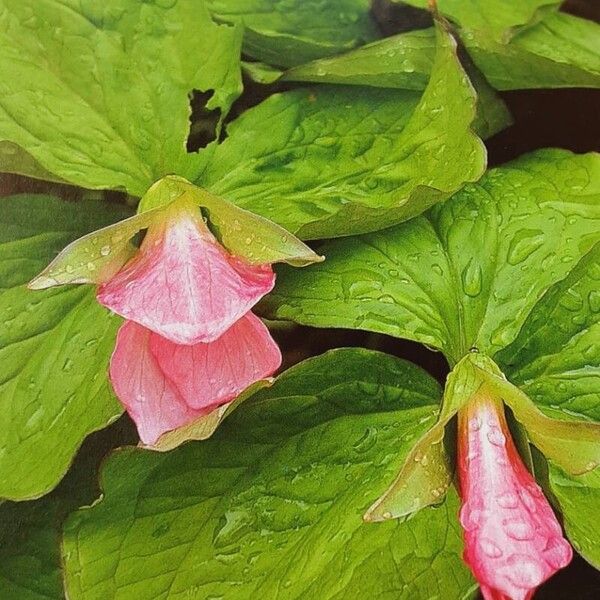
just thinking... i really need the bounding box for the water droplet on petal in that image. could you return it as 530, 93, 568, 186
480, 538, 503, 558
468, 416, 482, 431
496, 492, 519, 508
504, 518, 534, 540
487, 426, 506, 446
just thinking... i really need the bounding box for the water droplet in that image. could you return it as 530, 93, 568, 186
461, 259, 482, 297
496, 492, 519, 509
559, 288, 583, 312
480, 538, 503, 558
506, 229, 545, 265
487, 427, 506, 446
353, 427, 378, 453
506, 555, 543, 588
100, 245, 111, 256
468, 417, 482, 431
504, 518, 533, 540
588, 290, 600, 313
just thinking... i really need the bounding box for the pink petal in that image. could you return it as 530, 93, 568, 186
97, 209, 275, 344
150, 312, 282, 411
457, 395, 572, 600
109, 321, 207, 446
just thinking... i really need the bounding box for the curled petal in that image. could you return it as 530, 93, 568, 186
109, 321, 205, 446
150, 312, 282, 410
458, 395, 572, 600
97, 209, 275, 344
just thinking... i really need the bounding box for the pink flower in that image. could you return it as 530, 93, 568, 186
457, 395, 572, 600
110, 314, 281, 446
101, 201, 281, 445
97, 202, 275, 344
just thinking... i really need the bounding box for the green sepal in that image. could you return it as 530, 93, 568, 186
365, 352, 488, 521
138, 176, 323, 267
28, 177, 322, 290
476, 362, 600, 476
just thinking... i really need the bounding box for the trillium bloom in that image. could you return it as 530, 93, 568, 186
97, 203, 275, 344
28, 177, 321, 447
101, 201, 283, 445
457, 395, 572, 600
110, 315, 281, 445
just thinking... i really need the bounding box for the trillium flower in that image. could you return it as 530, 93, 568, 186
28, 177, 322, 447
96, 202, 276, 344
457, 394, 572, 600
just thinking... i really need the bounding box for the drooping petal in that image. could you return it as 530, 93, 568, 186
109, 320, 206, 446
457, 395, 572, 600
150, 312, 282, 411
97, 208, 275, 344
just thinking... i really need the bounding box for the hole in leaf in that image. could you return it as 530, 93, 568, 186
186, 90, 221, 152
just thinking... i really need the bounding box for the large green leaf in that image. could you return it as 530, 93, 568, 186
0, 195, 131, 500
197, 23, 486, 239
206, 0, 377, 67
284, 13, 600, 92
0, 0, 242, 195
63, 349, 476, 599
0, 495, 64, 600
498, 243, 600, 422
0, 420, 133, 600
399, 0, 559, 39
264, 149, 600, 365
465, 12, 600, 90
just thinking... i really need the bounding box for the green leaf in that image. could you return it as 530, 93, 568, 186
264, 149, 600, 365
207, 0, 378, 67
0, 0, 242, 195
465, 12, 600, 90
241, 60, 284, 85
0, 141, 66, 184
284, 12, 600, 95
283, 29, 435, 91
399, 0, 559, 40
498, 243, 600, 422
0, 419, 134, 600
283, 29, 512, 139
63, 349, 475, 599
0, 194, 131, 500
549, 466, 600, 569
198, 23, 486, 239
0, 496, 65, 600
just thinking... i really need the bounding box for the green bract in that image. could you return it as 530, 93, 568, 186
0, 195, 130, 500
198, 22, 487, 238
29, 177, 322, 291
0, 0, 243, 195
